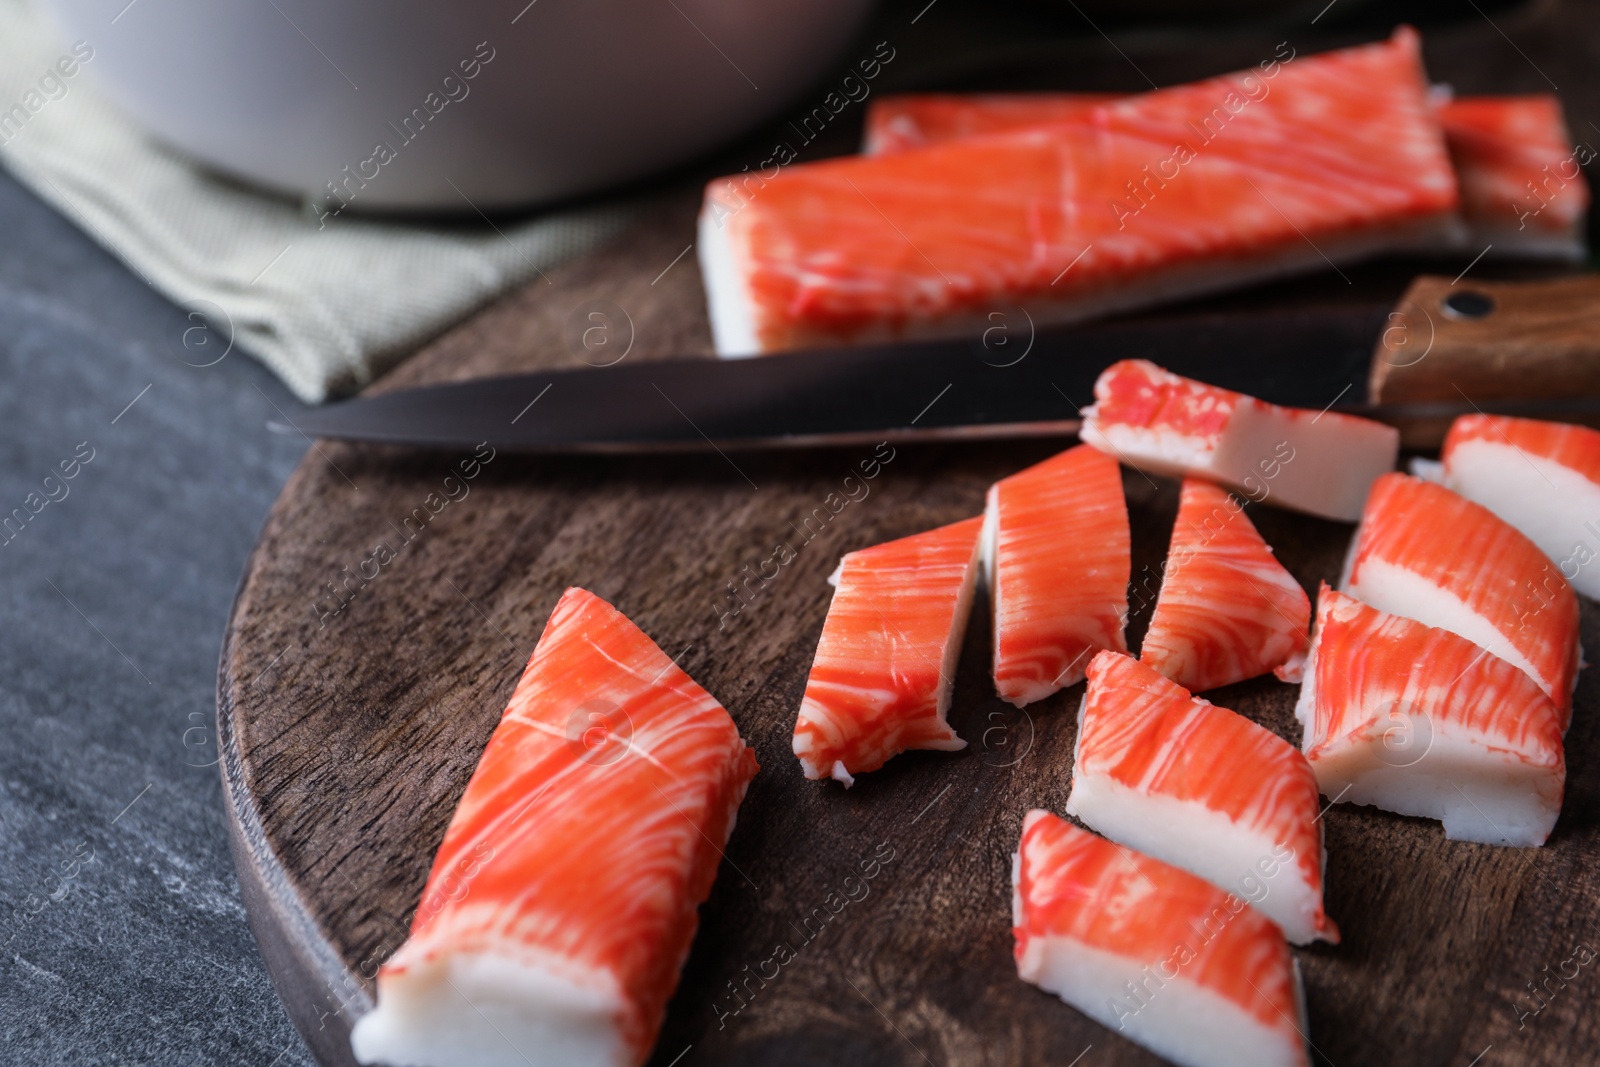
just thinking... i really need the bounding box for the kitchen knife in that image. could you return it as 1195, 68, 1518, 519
274, 274, 1600, 452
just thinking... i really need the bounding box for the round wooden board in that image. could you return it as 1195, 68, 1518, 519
217, 193, 1600, 1067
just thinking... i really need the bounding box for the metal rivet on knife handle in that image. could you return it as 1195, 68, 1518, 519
1442, 290, 1496, 320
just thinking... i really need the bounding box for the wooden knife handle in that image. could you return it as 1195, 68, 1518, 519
1371, 274, 1600, 403
1369, 274, 1600, 447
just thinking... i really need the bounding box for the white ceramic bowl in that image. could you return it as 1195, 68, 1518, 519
38, 0, 875, 210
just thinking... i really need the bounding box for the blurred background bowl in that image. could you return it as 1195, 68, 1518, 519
37, 0, 876, 211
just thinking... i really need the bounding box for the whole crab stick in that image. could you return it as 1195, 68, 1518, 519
865, 91, 1588, 259
1438, 95, 1589, 259
699, 29, 1457, 356
350, 588, 759, 1067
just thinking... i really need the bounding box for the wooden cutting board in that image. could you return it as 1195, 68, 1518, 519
216, 190, 1600, 1067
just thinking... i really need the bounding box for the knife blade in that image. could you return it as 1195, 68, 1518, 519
274, 274, 1600, 452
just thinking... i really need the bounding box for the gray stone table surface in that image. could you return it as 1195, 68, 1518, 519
0, 165, 316, 1066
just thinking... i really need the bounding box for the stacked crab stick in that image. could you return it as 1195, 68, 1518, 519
1081, 360, 1400, 522
699, 29, 1458, 356
1438, 95, 1591, 259
864, 91, 1589, 259
1426, 415, 1600, 599
1298, 587, 1565, 846
1067, 652, 1337, 944
792, 515, 984, 786
1142, 479, 1312, 691
350, 589, 758, 1067
984, 444, 1131, 706
1342, 473, 1581, 725
1014, 811, 1312, 1067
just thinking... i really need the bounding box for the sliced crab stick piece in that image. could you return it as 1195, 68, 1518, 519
1067, 651, 1336, 944
1014, 811, 1311, 1067
350, 588, 759, 1067
1142, 478, 1311, 690
793, 515, 984, 786
1343, 472, 1580, 723
983, 445, 1130, 706
1081, 359, 1399, 522
1298, 586, 1565, 846
1434, 414, 1600, 599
